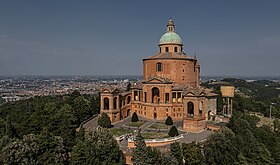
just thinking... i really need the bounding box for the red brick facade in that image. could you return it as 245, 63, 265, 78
100, 19, 218, 132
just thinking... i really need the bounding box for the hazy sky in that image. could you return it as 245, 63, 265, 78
0, 0, 280, 76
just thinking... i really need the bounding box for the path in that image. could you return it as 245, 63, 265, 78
82, 116, 99, 131
139, 120, 154, 131
180, 130, 213, 143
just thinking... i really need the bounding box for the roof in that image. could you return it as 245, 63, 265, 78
159, 31, 182, 45
143, 52, 194, 61
173, 84, 218, 97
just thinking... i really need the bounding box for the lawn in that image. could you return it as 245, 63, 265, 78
149, 123, 169, 129
125, 121, 145, 128
142, 132, 170, 139
109, 128, 132, 137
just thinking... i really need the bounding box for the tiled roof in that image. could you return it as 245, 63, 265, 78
143, 52, 193, 60
173, 84, 218, 97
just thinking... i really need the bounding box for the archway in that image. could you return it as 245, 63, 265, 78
103, 97, 109, 110
187, 102, 194, 117
152, 87, 160, 103
113, 97, 117, 109
127, 96, 131, 104
208, 110, 212, 120
127, 109, 131, 117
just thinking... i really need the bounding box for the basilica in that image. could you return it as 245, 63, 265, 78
100, 19, 218, 132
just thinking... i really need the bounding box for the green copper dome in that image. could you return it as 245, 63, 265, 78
159, 31, 182, 45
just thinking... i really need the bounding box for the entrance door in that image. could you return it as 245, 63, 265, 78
127, 109, 131, 117
153, 107, 157, 120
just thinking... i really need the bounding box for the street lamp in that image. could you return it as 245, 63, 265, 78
270, 103, 276, 119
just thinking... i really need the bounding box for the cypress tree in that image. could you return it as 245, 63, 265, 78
168, 126, 179, 137
131, 112, 139, 122
165, 116, 174, 125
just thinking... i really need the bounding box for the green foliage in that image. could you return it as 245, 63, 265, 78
168, 126, 179, 137
274, 119, 280, 132
72, 96, 92, 123
204, 128, 238, 164
0, 133, 67, 164
165, 116, 174, 125
159, 153, 178, 165
71, 128, 124, 165
182, 142, 205, 165
225, 113, 277, 164
98, 113, 112, 128
132, 131, 148, 165
90, 94, 100, 115
131, 112, 139, 122
170, 142, 182, 165
132, 131, 175, 165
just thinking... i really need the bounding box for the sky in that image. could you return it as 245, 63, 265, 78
0, 0, 280, 77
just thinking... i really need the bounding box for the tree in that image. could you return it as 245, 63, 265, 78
168, 126, 179, 137
182, 142, 205, 165
165, 116, 174, 126
0, 133, 67, 164
146, 146, 162, 164
132, 131, 149, 165
98, 113, 112, 128
90, 94, 100, 115
170, 142, 183, 164
131, 112, 139, 122
204, 128, 238, 165
159, 153, 178, 165
274, 119, 280, 132
72, 96, 92, 123
71, 128, 124, 165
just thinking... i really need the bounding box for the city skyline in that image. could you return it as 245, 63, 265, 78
0, 0, 280, 76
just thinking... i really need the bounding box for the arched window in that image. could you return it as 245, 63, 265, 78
113, 97, 117, 109
152, 87, 160, 103
187, 102, 194, 117
104, 97, 109, 110
199, 101, 203, 116
156, 62, 162, 72
127, 96, 131, 104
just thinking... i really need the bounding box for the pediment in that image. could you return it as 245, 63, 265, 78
186, 92, 195, 96
102, 89, 110, 93
144, 77, 171, 84
112, 88, 120, 94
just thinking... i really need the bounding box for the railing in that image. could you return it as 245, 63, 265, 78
128, 134, 184, 143
78, 114, 98, 130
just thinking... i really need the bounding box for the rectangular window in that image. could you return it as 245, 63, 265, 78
165, 93, 169, 103
165, 47, 169, 52
144, 92, 147, 102
174, 47, 177, 52
172, 92, 176, 103
177, 92, 182, 102
166, 107, 169, 112
134, 91, 138, 101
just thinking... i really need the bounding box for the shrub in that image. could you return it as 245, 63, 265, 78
131, 112, 139, 122
98, 113, 111, 128
165, 116, 174, 125
168, 126, 179, 137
